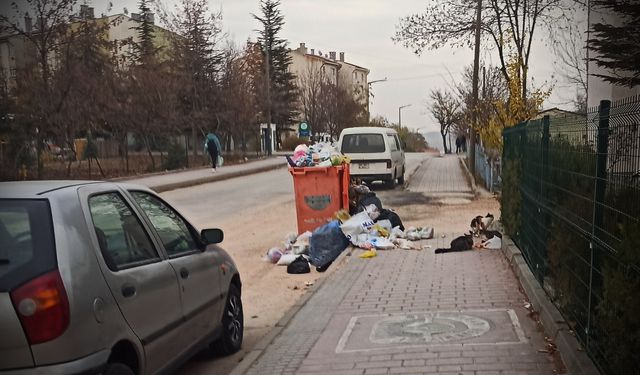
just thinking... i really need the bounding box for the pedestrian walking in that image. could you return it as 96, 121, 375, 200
455, 136, 462, 154
204, 133, 222, 172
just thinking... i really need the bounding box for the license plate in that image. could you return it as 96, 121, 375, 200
359, 163, 369, 169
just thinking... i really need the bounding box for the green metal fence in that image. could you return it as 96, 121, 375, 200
502, 96, 640, 375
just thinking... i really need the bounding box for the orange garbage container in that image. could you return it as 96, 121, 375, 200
289, 164, 350, 234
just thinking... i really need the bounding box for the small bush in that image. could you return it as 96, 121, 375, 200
162, 142, 186, 170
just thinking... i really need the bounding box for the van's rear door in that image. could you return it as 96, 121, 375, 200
340, 133, 389, 174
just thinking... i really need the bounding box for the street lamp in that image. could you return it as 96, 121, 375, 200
368, 77, 388, 86
398, 104, 412, 127
367, 77, 388, 118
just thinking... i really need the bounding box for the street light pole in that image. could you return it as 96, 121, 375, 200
398, 104, 412, 128
367, 77, 388, 119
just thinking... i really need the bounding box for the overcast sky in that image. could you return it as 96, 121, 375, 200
4, 0, 582, 134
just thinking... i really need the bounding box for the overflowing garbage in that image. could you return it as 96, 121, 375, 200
285, 142, 350, 167
264, 179, 435, 274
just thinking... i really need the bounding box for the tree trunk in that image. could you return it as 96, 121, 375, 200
143, 135, 155, 171
94, 157, 105, 178
441, 132, 449, 154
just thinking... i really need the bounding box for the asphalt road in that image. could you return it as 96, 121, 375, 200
161, 153, 429, 226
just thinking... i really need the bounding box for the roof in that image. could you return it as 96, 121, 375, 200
340, 126, 397, 135
0, 181, 101, 198
303, 53, 341, 67
337, 60, 369, 73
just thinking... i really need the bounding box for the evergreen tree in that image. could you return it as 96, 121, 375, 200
589, 0, 640, 87
133, 0, 156, 64
253, 0, 298, 136
171, 0, 224, 155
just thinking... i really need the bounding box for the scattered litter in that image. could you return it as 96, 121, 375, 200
397, 239, 422, 250
251, 315, 258, 319
371, 237, 395, 250
287, 142, 350, 168
264, 247, 284, 264
359, 249, 377, 258
304, 281, 314, 287
276, 253, 298, 266
287, 255, 310, 274
309, 221, 350, 270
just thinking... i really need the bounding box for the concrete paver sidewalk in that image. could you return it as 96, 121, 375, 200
240, 155, 559, 375
407, 155, 473, 198
244, 242, 554, 375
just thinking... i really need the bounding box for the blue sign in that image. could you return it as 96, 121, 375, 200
299, 122, 310, 137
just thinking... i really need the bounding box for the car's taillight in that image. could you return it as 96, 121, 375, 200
386, 160, 392, 169
10, 270, 70, 345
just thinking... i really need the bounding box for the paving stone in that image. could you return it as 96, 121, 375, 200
243, 156, 565, 375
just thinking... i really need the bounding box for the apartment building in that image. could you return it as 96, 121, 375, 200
288, 43, 370, 140
290, 43, 369, 107
0, 5, 175, 92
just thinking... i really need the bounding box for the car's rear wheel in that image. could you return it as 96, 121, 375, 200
103, 362, 134, 375
211, 284, 243, 355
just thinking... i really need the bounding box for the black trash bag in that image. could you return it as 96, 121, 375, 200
353, 192, 383, 214
309, 220, 350, 268
287, 255, 310, 274
378, 208, 404, 231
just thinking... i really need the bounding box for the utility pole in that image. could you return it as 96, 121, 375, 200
399, 104, 411, 128
469, 0, 482, 180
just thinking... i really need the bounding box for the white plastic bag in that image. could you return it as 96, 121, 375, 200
371, 237, 395, 250
340, 211, 376, 245
276, 253, 298, 266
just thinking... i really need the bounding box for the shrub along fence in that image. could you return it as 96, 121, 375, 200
502, 96, 640, 375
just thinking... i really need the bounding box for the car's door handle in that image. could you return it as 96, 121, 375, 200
180, 268, 189, 279
122, 284, 136, 298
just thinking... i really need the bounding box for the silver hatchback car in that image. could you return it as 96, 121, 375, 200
0, 181, 243, 374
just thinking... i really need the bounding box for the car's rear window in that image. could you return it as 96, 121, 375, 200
0, 200, 56, 292
341, 134, 386, 153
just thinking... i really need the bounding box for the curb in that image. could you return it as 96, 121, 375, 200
458, 155, 477, 196
147, 163, 286, 193
500, 236, 600, 375
228, 247, 355, 375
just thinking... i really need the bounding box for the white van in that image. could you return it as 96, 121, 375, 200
338, 127, 405, 186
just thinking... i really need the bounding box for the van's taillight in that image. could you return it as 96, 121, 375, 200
386, 160, 392, 169
10, 270, 70, 345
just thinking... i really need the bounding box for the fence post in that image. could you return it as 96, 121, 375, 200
586, 99, 610, 347
594, 100, 610, 234
541, 116, 550, 200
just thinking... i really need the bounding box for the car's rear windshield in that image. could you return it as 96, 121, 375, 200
0, 200, 56, 292
341, 134, 386, 153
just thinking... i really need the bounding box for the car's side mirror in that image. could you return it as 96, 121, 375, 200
201, 228, 224, 245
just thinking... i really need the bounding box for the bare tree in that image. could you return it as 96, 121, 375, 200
1, 0, 76, 177
395, 0, 572, 105
219, 43, 260, 155
298, 65, 331, 137
429, 89, 462, 154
